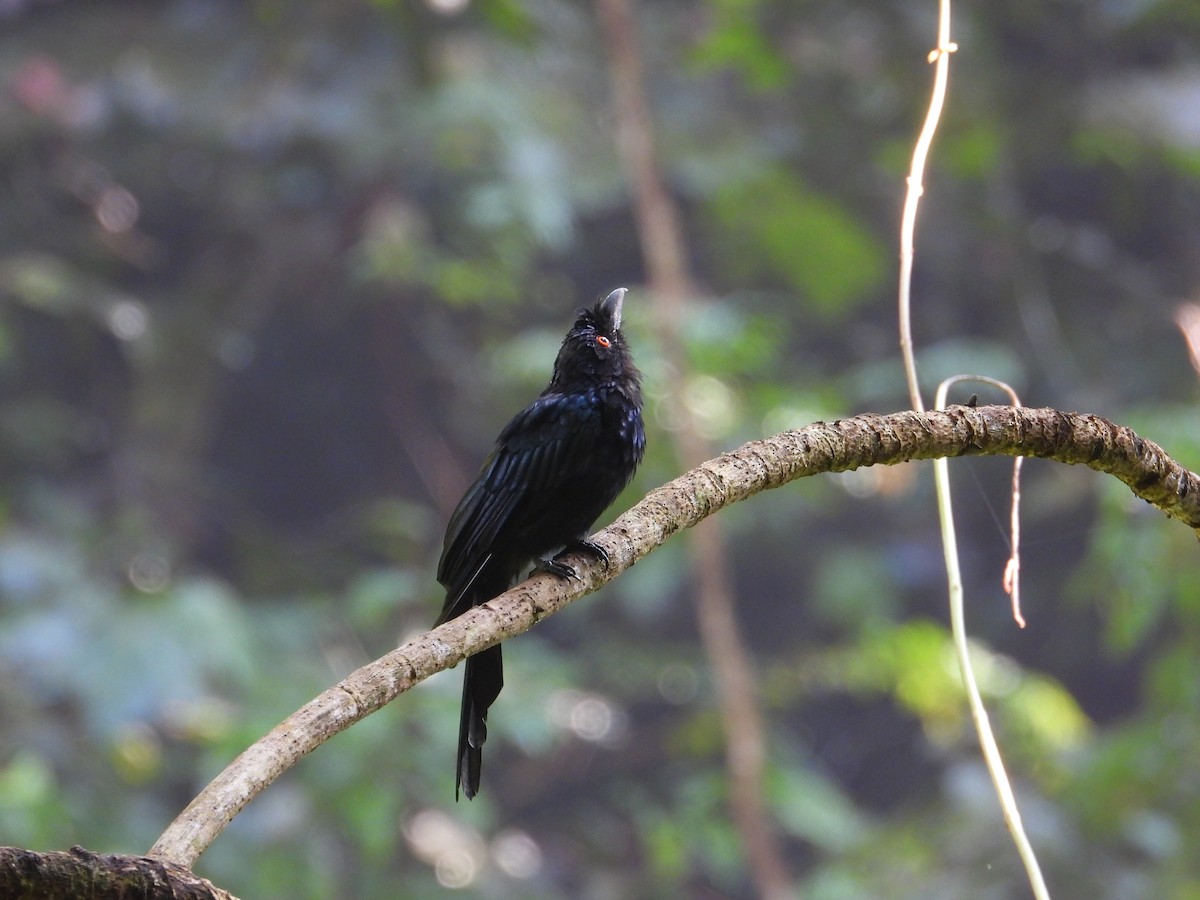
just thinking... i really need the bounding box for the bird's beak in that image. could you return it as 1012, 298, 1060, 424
601, 287, 627, 331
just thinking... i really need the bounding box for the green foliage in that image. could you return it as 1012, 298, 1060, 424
942, 121, 1005, 180
686, 301, 784, 372
769, 759, 871, 853
797, 619, 1091, 767
0, 753, 70, 848
690, 4, 791, 92
1072, 404, 1200, 656
810, 546, 902, 630
706, 167, 887, 318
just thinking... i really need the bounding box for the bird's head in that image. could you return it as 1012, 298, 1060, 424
550, 288, 640, 391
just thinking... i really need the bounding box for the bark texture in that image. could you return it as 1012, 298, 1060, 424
0, 846, 237, 900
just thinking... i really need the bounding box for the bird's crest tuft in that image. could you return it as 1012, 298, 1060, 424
577, 287, 627, 334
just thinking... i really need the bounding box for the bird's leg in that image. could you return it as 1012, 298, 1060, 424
533, 539, 610, 581
564, 538, 610, 568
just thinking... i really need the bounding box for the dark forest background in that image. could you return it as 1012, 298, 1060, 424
2, 1, 1200, 897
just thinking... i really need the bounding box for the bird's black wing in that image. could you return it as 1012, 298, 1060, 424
436, 391, 602, 621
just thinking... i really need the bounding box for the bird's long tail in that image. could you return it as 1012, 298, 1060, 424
457, 643, 503, 800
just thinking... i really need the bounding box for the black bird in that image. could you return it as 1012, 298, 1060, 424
435, 288, 645, 800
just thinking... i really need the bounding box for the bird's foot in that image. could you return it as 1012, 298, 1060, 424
534, 539, 610, 581
564, 538, 610, 568
534, 557, 580, 580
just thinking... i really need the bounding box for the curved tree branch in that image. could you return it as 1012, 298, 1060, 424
0, 846, 238, 900
149, 405, 1200, 868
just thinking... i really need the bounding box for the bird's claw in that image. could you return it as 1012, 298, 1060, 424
534, 539, 610, 582
534, 557, 579, 580
564, 538, 610, 568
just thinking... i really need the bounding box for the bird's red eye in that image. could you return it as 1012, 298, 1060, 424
596, 335, 611, 348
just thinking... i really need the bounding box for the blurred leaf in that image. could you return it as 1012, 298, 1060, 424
0, 254, 83, 315
770, 760, 871, 852
347, 567, 421, 631
1145, 642, 1200, 714
0, 752, 68, 847
109, 723, 164, 784
680, 300, 788, 377
644, 813, 688, 881
0, 751, 54, 807
1071, 494, 1183, 656
1003, 674, 1092, 754
480, 0, 538, 41
690, 13, 791, 92
833, 620, 965, 734
706, 168, 886, 318
943, 121, 1003, 179
811, 546, 902, 632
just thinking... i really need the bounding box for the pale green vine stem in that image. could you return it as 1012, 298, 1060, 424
934, 380, 1048, 900
898, 0, 956, 412
898, 2, 1048, 895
